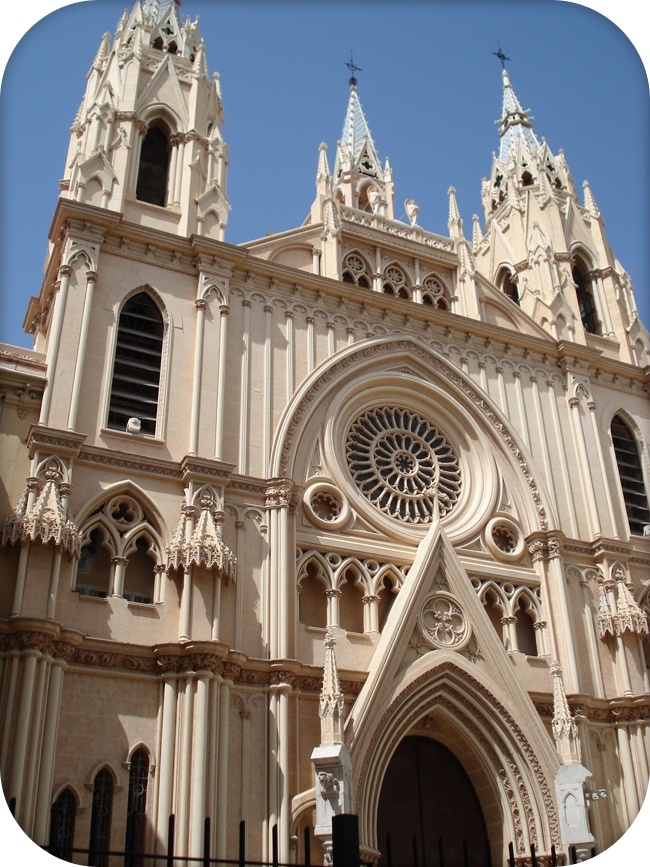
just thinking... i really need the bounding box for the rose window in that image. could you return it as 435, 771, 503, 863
346, 407, 461, 523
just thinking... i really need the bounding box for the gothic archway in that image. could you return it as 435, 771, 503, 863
377, 736, 490, 867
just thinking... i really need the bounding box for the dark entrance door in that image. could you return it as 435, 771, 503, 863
377, 736, 490, 867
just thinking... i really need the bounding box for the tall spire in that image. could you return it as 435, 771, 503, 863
497, 66, 540, 162
335, 79, 384, 182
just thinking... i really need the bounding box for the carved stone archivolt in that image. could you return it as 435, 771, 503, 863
276, 338, 550, 530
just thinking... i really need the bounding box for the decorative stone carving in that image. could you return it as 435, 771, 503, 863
167, 487, 236, 579
417, 591, 470, 650
346, 405, 461, 522
2, 459, 80, 557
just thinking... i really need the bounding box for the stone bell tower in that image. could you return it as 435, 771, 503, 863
60, 0, 229, 240
473, 57, 644, 362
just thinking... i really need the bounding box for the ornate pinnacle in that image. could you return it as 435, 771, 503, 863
319, 630, 345, 745
551, 662, 581, 764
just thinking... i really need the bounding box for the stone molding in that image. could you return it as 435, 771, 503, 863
0, 621, 366, 694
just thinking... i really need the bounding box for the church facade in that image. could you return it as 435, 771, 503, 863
1, 2, 649, 865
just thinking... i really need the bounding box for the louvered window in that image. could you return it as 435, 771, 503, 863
108, 293, 164, 436
611, 415, 650, 536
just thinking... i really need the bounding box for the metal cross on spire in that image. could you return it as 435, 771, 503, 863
346, 51, 362, 88
493, 46, 510, 69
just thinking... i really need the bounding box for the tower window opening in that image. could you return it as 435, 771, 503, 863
611, 415, 650, 536
108, 292, 164, 437
521, 171, 534, 186
499, 269, 520, 306
136, 122, 170, 207
572, 261, 600, 334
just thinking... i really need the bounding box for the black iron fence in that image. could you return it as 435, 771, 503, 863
36, 808, 602, 867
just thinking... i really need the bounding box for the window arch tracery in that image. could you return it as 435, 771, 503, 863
75, 493, 165, 603
421, 273, 450, 310
342, 251, 372, 289
49, 788, 77, 861
382, 263, 410, 299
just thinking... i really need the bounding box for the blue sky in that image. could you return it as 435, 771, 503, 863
0, 0, 648, 352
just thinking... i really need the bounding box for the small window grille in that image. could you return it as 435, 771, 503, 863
89, 769, 114, 867
49, 789, 76, 860
108, 293, 164, 436
611, 415, 650, 536
125, 749, 149, 867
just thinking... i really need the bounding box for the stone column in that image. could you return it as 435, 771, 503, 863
189, 298, 207, 456
39, 266, 72, 426
67, 270, 98, 431
214, 304, 230, 460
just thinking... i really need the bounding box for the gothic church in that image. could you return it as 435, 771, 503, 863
1, 1, 649, 865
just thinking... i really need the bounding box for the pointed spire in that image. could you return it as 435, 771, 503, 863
582, 180, 601, 218
193, 38, 209, 77
318, 630, 345, 745
90, 32, 112, 75
447, 186, 463, 239
498, 66, 540, 163
472, 214, 483, 249
316, 142, 331, 185
551, 662, 582, 764
335, 81, 383, 181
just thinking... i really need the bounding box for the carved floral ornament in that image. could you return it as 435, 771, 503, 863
2, 459, 80, 557
595, 564, 648, 640
417, 591, 471, 650
167, 487, 236, 579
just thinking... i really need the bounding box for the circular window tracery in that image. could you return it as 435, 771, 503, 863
346, 407, 461, 523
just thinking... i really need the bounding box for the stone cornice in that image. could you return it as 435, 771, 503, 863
534, 696, 650, 724
27, 425, 87, 459
77, 445, 183, 479
0, 619, 366, 695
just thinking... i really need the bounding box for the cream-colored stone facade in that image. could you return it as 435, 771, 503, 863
1, 2, 649, 866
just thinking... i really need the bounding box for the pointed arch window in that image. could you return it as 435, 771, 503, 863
572, 260, 600, 334
125, 749, 149, 867
49, 788, 76, 860
136, 121, 171, 207
611, 414, 650, 536
497, 267, 520, 306
342, 252, 372, 289
89, 768, 114, 867
108, 292, 164, 437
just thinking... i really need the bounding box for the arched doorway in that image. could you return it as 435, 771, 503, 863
377, 736, 490, 867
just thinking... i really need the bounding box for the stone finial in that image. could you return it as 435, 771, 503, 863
582, 180, 600, 218
319, 630, 345, 745
613, 568, 648, 637
447, 186, 463, 239
551, 662, 581, 764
